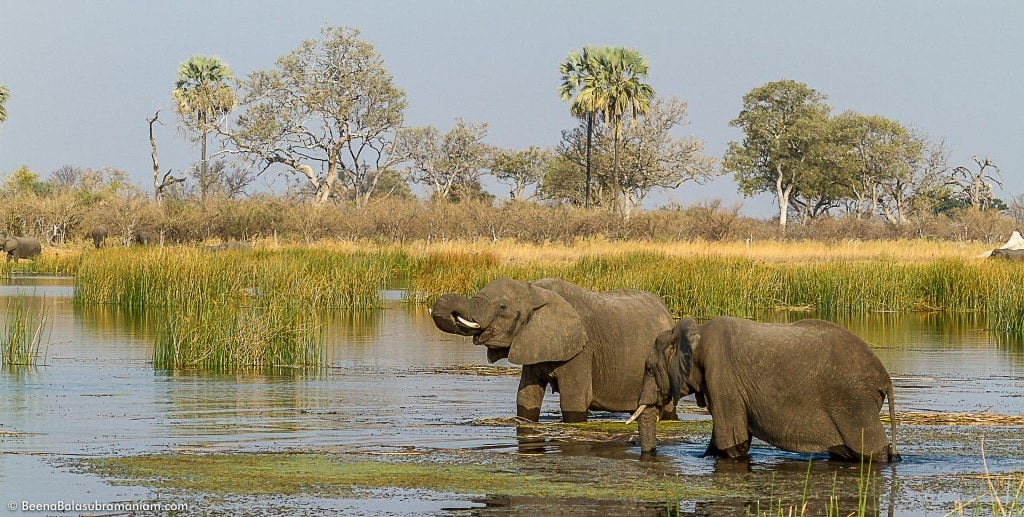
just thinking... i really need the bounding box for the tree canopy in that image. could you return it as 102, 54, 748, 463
172, 55, 236, 202
221, 26, 407, 206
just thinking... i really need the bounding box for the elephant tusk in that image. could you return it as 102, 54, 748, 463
625, 405, 647, 425
455, 315, 481, 329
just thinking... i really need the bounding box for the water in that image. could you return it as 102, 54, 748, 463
1, 277, 1023, 515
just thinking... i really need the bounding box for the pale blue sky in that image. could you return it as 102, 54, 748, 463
1, 1, 1021, 216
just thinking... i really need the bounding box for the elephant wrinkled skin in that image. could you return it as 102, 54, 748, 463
636, 316, 899, 463
430, 278, 674, 423
4, 236, 41, 262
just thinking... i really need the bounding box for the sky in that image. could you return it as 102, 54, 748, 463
1, 1, 1021, 217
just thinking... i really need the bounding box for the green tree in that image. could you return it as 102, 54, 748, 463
492, 146, 552, 200
559, 47, 603, 208
172, 55, 237, 203
401, 119, 493, 202
222, 27, 407, 206
589, 48, 656, 203
722, 79, 831, 230
0, 84, 9, 127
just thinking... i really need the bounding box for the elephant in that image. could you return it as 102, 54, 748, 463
205, 241, 252, 252
4, 236, 42, 262
430, 277, 675, 423
631, 316, 900, 463
89, 226, 108, 249
989, 248, 1024, 260
133, 231, 154, 246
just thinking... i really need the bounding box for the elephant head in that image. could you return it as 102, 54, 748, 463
430, 278, 586, 365
630, 317, 698, 454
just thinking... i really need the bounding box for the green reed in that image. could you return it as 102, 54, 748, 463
74, 247, 397, 309
407, 253, 1024, 333
153, 299, 326, 371
1, 296, 50, 366
75, 246, 402, 371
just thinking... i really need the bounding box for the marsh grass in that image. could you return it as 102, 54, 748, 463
1, 296, 50, 366
153, 300, 326, 371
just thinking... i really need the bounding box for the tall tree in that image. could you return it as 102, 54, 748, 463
172, 55, 237, 202
590, 47, 656, 197
559, 47, 602, 208
221, 26, 407, 206
0, 84, 9, 127
722, 79, 831, 230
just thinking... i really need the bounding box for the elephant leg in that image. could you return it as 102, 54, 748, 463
516, 368, 548, 422
704, 394, 751, 459
836, 422, 891, 463
553, 357, 593, 423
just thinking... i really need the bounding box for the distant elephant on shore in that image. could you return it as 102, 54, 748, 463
4, 236, 42, 262
89, 226, 108, 249
632, 316, 900, 463
133, 231, 154, 246
430, 277, 675, 423
989, 248, 1024, 260
205, 241, 252, 252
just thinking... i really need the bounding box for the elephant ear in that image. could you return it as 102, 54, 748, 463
668, 318, 697, 405
507, 283, 586, 365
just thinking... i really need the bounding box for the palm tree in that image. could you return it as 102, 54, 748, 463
590, 48, 655, 203
559, 46, 604, 208
172, 55, 236, 202
0, 84, 10, 127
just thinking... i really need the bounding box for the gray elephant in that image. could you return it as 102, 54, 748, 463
989, 248, 1024, 260
631, 316, 899, 463
4, 236, 42, 262
89, 226, 108, 249
430, 277, 674, 423
133, 231, 154, 246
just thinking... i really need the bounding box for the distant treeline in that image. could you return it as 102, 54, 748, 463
0, 188, 1017, 247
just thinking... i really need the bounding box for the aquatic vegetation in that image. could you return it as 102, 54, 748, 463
153, 301, 326, 372
0, 296, 50, 366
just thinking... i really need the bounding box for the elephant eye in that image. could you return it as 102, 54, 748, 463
498, 303, 508, 310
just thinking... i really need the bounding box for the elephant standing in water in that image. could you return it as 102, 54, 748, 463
4, 236, 41, 262
632, 316, 900, 463
431, 278, 674, 423
89, 226, 108, 248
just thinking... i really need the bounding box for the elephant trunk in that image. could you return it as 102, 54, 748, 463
430, 293, 488, 336
638, 405, 661, 455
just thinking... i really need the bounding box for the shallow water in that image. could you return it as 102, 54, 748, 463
1, 277, 1022, 515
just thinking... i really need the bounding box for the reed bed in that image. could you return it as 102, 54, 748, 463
1, 296, 50, 366
74, 247, 398, 310
153, 300, 326, 371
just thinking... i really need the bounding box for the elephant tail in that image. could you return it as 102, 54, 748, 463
886, 384, 900, 462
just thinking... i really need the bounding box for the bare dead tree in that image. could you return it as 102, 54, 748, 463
149, 110, 185, 204
951, 155, 1003, 211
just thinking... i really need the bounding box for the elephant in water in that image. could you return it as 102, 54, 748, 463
430, 277, 675, 423
89, 226, 108, 249
4, 236, 42, 262
632, 316, 900, 463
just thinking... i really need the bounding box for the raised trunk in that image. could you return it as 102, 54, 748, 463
430, 293, 495, 337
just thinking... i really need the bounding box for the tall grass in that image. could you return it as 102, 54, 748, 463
1, 296, 50, 366
74, 247, 398, 309
153, 301, 326, 371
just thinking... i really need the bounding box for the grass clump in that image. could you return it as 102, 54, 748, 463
1, 296, 50, 366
